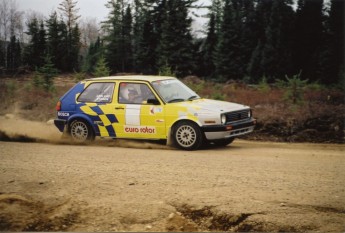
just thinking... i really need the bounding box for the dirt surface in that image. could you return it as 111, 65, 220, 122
0, 115, 345, 232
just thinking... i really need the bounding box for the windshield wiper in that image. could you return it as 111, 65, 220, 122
168, 98, 185, 103
188, 95, 199, 101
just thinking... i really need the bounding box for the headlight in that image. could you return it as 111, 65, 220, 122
221, 114, 227, 124
248, 109, 252, 118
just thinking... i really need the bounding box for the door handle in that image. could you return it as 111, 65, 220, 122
115, 106, 125, 110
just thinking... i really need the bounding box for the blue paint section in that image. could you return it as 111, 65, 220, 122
90, 106, 104, 115
89, 115, 101, 136
76, 102, 86, 110
106, 114, 118, 123
89, 115, 101, 122
61, 82, 85, 111
57, 82, 86, 120
106, 125, 116, 137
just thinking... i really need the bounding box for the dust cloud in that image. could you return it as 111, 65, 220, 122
0, 115, 169, 150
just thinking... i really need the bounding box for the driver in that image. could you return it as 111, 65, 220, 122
121, 86, 142, 103
128, 88, 140, 102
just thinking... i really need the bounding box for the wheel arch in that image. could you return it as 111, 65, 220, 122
67, 114, 97, 135
169, 119, 202, 139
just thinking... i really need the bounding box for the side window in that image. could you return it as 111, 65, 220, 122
119, 83, 156, 104
78, 82, 115, 103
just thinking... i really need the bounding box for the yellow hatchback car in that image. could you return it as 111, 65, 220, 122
54, 76, 256, 150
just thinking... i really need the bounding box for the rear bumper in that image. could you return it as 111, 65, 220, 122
201, 118, 256, 140
54, 119, 67, 132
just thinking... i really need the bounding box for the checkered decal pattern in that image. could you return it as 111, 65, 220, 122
79, 104, 119, 137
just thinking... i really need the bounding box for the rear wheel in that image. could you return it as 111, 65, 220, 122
173, 121, 203, 150
69, 120, 95, 142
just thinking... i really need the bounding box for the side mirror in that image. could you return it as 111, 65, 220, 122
147, 98, 160, 105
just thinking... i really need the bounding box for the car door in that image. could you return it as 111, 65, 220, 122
112, 81, 166, 139
77, 81, 118, 137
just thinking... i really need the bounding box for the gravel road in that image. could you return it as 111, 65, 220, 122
0, 117, 344, 232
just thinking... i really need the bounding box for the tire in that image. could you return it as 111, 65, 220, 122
173, 121, 203, 150
212, 138, 235, 147
69, 120, 95, 143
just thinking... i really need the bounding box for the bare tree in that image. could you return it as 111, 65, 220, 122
0, 0, 10, 41
0, 0, 23, 71
80, 17, 101, 47
0, 0, 23, 41
9, 1, 24, 40
58, 0, 81, 33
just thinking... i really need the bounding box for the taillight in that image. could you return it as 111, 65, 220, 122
56, 101, 61, 111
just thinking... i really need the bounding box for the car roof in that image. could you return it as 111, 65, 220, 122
85, 75, 176, 83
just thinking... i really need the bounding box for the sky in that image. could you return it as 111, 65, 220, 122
16, 0, 210, 35
16, 0, 210, 22
17, 0, 113, 21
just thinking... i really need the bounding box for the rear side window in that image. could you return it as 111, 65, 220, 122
78, 82, 115, 103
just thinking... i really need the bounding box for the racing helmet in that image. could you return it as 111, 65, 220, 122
121, 85, 138, 100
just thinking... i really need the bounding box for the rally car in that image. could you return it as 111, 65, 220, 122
54, 75, 256, 150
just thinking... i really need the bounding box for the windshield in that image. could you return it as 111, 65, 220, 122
151, 79, 200, 103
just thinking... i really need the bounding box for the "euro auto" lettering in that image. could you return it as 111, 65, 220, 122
124, 126, 156, 134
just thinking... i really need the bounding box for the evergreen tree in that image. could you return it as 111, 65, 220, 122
6, 35, 15, 71
0, 41, 5, 70
157, 0, 196, 77
133, 0, 160, 74
93, 56, 111, 77
39, 20, 46, 52
6, 35, 21, 71
23, 17, 46, 69
325, 0, 344, 85
293, 0, 324, 82
58, 0, 81, 71
241, 0, 258, 80
202, 13, 217, 78
209, 0, 224, 35
103, 1, 134, 73
70, 23, 81, 71
10, 0, 341, 87
213, 0, 259, 82
103, 0, 125, 73
121, 5, 133, 72
247, 40, 265, 82
215, 0, 243, 81
58, 19, 69, 71
132, 0, 144, 72
46, 12, 59, 67
247, 0, 273, 82
83, 36, 103, 73
36, 54, 59, 91
46, 12, 68, 71
260, 0, 295, 81
199, 0, 225, 79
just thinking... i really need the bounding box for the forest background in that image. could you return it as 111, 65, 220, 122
1, 0, 344, 85
0, 0, 344, 143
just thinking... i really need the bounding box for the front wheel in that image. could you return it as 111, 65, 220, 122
173, 121, 203, 150
69, 120, 95, 143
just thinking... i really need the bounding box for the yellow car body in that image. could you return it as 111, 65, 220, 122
54, 76, 256, 150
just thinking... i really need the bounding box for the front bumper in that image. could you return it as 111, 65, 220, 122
54, 119, 67, 132
201, 118, 256, 140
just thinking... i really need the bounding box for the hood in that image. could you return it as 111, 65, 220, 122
177, 98, 249, 114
